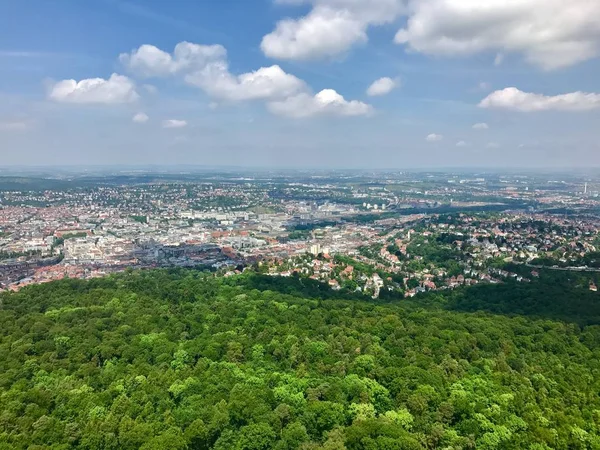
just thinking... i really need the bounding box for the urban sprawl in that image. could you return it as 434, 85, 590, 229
2, 171, 600, 298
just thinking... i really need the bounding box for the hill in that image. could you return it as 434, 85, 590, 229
0, 270, 599, 449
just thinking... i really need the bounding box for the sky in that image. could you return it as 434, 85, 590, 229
1, 0, 599, 169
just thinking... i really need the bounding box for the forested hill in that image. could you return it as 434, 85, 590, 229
422, 266, 600, 326
1, 270, 600, 449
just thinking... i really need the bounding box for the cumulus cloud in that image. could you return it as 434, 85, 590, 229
472, 122, 489, 130
262, 0, 600, 68
49, 74, 139, 104
394, 0, 600, 70
366, 77, 398, 96
133, 112, 149, 123
267, 89, 373, 118
185, 64, 306, 101
426, 133, 443, 142
479, 87, 600, 112
120, 41, 370, 119
162, 119, 187, 128
456, 140, 468, 147
122, 42, 306, 102
261, 0, 405, 60
261, 7, 366, 61
120, 42, 226, 77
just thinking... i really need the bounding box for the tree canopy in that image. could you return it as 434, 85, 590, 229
1, 269, 599, 449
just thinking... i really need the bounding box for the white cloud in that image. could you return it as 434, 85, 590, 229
185, 63, 306, 101
120, 42, 226, 77
261, 0, 600, 68
162, 119, 188, 128
486, 142, 501, 149
0, 121, 28, 131
494, 53, 504, 66
49, 74, 138, 104
261, 0, 405, 60
472, 122, 489, 130
133, 112, 149, 123
366, 77, 398, 96
395, 0, 600, 70
479, 87, 600, 112
426, 133, 443, 142
268, 89, 373, 118
122, 42, 306, 102
456, 140, 468, 147
119, 41, 369, 118
261, 7, 366, 61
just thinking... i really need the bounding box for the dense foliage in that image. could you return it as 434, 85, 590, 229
1, 270, 600, 449
424, 267, 600, 326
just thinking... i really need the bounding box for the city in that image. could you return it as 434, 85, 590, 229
2, 170, 600, 297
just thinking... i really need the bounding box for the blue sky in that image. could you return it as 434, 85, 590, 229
1, 0, 599, 168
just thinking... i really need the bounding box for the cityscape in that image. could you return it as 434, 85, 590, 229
2, 170, 600, 297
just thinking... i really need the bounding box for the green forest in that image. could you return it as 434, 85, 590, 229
1, 270, 600, 449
